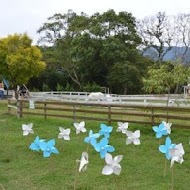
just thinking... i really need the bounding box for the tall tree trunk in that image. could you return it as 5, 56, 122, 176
174, 84, 179, 94
123, 87, 127, 95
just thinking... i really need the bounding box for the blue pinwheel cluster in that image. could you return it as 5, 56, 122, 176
152, 121, 179, 166
84, 123, 115, 159
152, 122, 167, 138
29, 136, 59, 158
159, 137, 176, 160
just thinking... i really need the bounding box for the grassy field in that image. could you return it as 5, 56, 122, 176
0, 100, 190, 190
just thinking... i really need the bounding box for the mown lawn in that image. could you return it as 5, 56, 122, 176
0, 100, 190, 190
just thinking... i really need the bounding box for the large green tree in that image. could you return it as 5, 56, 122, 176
0, 33, 46, 93
38, 10, 150, 94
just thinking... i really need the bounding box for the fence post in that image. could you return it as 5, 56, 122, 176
108, 105, 111, 125
17, 100, 23, 118
151, 107, 154, 125
8, 99, 11, 114
73, 103, 76, 123
44, 102, 47, 120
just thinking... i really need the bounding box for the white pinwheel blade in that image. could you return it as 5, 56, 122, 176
123, 122, 128, 129
23, 130, 29, 136
65, 128, 71, 135
80, 121, 85, 128
113, 165, 122, 175
59, 127, 64, 132
74, 123, 79, 129
102, 165, 113, 175
28, 123, 33, 129
114, 155, 123, 163
117, 122, 123, 127
105, 153, 113, 165
126, 139, 133, 145
134, 130, 140, 138
22, 124, 28, 130
134, 138, 140, 145
79, 152, 88, 172
58, 133, 63, 139
126, 131, 133, 138
64, 135, 70, 140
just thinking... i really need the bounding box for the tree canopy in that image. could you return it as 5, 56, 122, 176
143, 61, 190, 94
37, 9, 150, 94
0, 33, 46, 89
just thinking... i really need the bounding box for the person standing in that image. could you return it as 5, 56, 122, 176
0, 82, 5, 99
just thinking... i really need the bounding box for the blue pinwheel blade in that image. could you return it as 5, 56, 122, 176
107, 127, 113, 133
152, 126, 159, 132
84, 137, 90, 144
30, 143, 40, 151
39, 142, 47, 151
51, 147, 59, 154
43, 151, 51, 158
171, 144, 176, 148
100, 137, 108, 146
99, 130, 104, 136
100, 149, 107, 159
106, 145, 115, 152
159, 123, 165, 130
93, 133, 100, 138
156, 131, 162, 138
165, 137, 171, 147
159, 145, 167, 153
47, 139, 55, 147
94, 143, 100, 152
100, 123, 107, 130
162, 130, 168, 136
103, 133, 109, 138
165, 152, 171, 160
91, 138, 97, 147
35, 136, 40, 142
89, 130, 93, 136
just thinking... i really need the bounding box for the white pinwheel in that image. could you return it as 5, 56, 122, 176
22, 123, 34, 136
126, 130, 140, 145
102, 153, 123, 175
74, 121, 86, 134
169, 143, 185, 167
116, 122, 128, 134
77, 152, 89, 172
58, 127, 71, 140
162, 121, 172, 134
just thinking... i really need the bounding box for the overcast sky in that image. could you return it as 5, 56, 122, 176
1, 0, 190, 44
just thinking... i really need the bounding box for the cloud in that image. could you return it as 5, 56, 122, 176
0, 0, 190, 44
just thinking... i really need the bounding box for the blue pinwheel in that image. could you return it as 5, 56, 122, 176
40, 139, 59, 158
84, 130, 100, 145
99, 124, 113, 138
159, 137, 176, 160
152, 122, 167, 138
93, 137, 115, 159
29, 136, 44, 151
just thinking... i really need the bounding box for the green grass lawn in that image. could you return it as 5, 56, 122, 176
0, 100, 190, 190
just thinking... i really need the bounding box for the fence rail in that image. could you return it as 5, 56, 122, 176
7, 99, 190, 129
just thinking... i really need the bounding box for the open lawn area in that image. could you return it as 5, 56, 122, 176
0, 100, 190, 190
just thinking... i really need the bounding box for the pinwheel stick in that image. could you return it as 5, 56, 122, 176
86, 143, 91, 153
171, 166, 174, 190
114, 175, 121, 190
60, 141, 64, 153
133, 145, 136, 162
74, 161, 79, 190
0, 183, 6, 190
27, 150, 33, 165
164, 159, 167, 177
